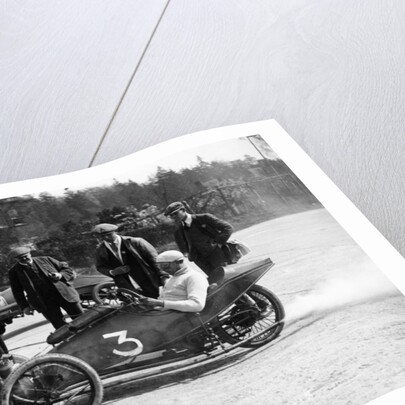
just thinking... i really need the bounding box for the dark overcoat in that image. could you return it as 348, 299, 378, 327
174, 213, 233, 262
8, 256, 80, 313
95, 236, 167, 292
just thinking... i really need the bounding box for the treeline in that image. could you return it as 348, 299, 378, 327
0, 156, 319, 287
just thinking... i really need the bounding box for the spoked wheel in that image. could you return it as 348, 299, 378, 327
214, 285, 285, 348
1, 354, 103, 405
79, 296, 95, 309
115, 288, 145, 304
92, 283, 144, 306
91, 282, 121, 306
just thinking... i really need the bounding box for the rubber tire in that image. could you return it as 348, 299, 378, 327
91, 281, 118, 304
1, 353, 103, 405
215, 284, 285, 348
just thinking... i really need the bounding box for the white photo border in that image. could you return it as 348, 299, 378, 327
1, 120, 404, 295
0, 120, 404, 405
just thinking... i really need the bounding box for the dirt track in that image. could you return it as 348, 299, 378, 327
108, 208, 405, 405
7, 209, 405, 404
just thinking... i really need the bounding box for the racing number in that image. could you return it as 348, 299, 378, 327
102, 330, 143, 357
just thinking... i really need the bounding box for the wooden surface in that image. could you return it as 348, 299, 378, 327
1, 0, 405, 256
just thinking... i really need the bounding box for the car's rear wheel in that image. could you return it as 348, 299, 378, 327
214, 285, 285, 348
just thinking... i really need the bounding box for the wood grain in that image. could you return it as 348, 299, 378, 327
1, 0, 405, 256
0, 0, 167, 182
92, 0, 405, 255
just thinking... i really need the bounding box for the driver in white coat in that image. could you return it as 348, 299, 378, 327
141, 250, 208, 312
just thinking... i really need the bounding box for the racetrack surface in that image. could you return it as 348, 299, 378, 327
106, 208, 405, 405
7, 209, 405, 404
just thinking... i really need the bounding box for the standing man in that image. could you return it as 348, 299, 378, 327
92, 223, 168, 298
8, 247, 83, 330
164, 202, 233, 276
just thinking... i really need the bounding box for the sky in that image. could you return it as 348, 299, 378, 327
0, 136, 279, 198
49, 136, 278, 195
114, 137, 276, 184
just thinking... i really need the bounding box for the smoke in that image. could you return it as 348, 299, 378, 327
285, 264, 400, 323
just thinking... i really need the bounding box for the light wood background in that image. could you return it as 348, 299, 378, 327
1, 0, 405, 256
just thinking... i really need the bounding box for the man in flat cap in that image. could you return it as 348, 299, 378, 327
141, 250, 208, 312
8, 247, 83, 330
92, 223, 168, 298
164, 202, 233, 276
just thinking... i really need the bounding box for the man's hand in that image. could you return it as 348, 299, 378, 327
140, 298, 164, 308
109, 265, 130, 276
48, 272, 62, 281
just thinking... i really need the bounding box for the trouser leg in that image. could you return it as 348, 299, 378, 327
0, 336, 8, 355
195, 248, 228, 277
43, 296, 83, 328
59, 300, 84, 320
207, 246, 228, 268
42, 304, 66, 329
114, 274, 137, 291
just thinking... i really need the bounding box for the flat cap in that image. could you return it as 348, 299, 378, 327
10, 246, 31, 259
156, 250, 184, 263
164, 202, 185, 216
91, 223, 118, 234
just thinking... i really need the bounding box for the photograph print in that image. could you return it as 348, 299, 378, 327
0, 132, 404, 405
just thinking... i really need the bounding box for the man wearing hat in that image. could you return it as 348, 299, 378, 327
141, 250, 208, 312
92, 223, 168, 298
164, 202, 233, 276
8, 247, 83, 330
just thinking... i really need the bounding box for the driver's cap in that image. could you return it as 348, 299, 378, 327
10, 246, 31, 259
156, 250, 184, 263
91, 223, 118, 234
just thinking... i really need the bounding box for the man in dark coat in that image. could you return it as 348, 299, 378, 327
92, 224, 168, 298
0, 322, 9, 355
8, 247, 83, 330
164, 202, 233, 276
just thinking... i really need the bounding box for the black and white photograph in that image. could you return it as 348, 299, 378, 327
0, 126, 404, 405
3, 2, 405, 404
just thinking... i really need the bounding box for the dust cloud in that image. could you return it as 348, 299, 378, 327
285, 264, 400, 322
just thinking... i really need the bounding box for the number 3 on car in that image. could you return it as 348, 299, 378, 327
103, 330, 143, 357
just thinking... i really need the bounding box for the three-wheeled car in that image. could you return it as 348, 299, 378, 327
1, 258, 285, 404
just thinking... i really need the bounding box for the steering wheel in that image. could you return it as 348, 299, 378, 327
116, 288, 145, 304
